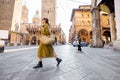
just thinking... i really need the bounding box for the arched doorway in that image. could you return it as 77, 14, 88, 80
89, 31, 92, 45
78, 29, 88, 42
90, 31, 92, 40
103, 31, 111, 44
100, 0, 114, 14
31, 36, 36, 45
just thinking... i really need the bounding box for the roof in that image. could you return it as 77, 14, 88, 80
70, 5, 91, 21
70, 8, 91, 21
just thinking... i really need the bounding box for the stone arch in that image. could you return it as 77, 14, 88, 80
90, 31, 92, 40
100, 0, 115, 44
88, 31, 93, 46
78, 29, 88, 42
31, 36, 36, 45
102, 30, 111, 44
100, 0, 114, 13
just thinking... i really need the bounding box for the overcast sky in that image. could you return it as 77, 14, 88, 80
24, 0, 91, 41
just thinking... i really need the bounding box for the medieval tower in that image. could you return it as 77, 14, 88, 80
41, 0, 56, 26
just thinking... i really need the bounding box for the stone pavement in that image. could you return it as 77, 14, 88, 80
0, 45, 120, 80
25, 45, 120, 80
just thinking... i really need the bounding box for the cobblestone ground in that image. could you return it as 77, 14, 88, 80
0, 45, 120, 80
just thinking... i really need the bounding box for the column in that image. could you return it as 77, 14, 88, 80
88, 32, 90, 43
114, 0, 120, 40
110, 13, 116, 42
91, 7, 103, 47
113, 0, 120, 50
29, 37, 31, 46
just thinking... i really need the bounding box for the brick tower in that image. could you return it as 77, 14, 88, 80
41, 0, 56, 26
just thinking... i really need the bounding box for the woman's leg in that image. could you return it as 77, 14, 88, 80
54, 51, 62, 66
38, 57, 42, 62
54, 51, 57, 58
33, 57, 43, 69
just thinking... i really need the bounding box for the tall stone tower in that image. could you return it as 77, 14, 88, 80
21, 5, 29, 23
41, 0, 56, 26
0, 0, 23, 31
0, 0, 15, 30
0, 0, 23, 45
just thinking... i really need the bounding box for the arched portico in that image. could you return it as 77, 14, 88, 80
92, 0, 120, 50
100, 0, 116, 43
102, 30, 111, 44
91, 0, 116, 48
78, 29, 89, 42
31, 36, 37, 45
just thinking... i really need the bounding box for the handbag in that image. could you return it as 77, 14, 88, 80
40, 34, 55, 45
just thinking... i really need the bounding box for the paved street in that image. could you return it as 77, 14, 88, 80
0, 45, 120, 80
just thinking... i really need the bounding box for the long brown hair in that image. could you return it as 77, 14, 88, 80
42, 18, 50, 26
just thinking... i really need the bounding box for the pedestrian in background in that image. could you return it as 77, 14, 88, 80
33, 18, 62, 69
53, 31, 57, 45
78, 37, 82, 52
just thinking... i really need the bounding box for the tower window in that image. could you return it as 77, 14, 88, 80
82, 21, 84, 26
88, 21, 90, 26
88, 14, 89, 17
82, 14, 84, 17
48, 10, 49, 13
107, 19, 110, 25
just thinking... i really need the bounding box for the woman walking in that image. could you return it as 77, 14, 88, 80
33, 18, 62, 69
77, 36, 82, 52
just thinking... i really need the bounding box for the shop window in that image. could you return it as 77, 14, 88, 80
82, 14, 84, 17
88, 21, 90, 26
82, 21, 84, 26
88, 14, 90, 17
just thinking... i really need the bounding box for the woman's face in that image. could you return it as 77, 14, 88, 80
42, 19, 46, 24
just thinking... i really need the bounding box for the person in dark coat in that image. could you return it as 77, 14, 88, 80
78, 37, 82, 52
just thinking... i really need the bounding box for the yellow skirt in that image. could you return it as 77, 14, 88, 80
37, 43, 54, 58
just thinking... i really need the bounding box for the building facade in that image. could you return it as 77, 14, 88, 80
41, 0, 56, 25
69, 25, 76, 43
0, 0, 65, 46
51, 25, 66, 45
26, 11, 41, 45
0, 0, 15, 30
91, 0, 120, 50
10, 0, 23, 45
0, 0, 23, 45
41, 0, 66, 44
69, 5, 111, 46
26, 23, 66, 45
100, 12, 111, 44
19, 4, 29, 45
21, 5, 29, 23
70, 5, 92, 44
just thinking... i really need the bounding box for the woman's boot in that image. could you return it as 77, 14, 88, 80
33, 61, 43, 69
56, 58, 62, 66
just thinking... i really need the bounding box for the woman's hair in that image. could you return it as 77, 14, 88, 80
42, 18, 50, 25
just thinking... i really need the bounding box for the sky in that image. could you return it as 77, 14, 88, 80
24, 0, 91, 42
